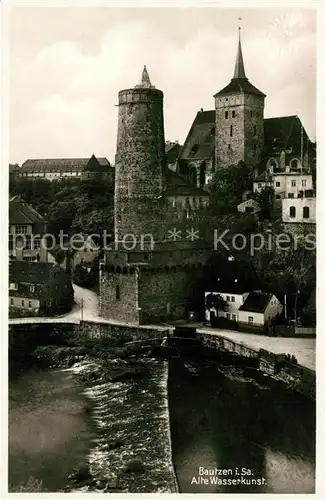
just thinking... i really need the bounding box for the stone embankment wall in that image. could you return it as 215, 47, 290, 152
73, 321, 167, 343
198, 332, 315, 400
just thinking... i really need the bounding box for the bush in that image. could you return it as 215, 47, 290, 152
9, 476, 45, 492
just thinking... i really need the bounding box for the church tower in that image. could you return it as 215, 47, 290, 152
214, 28, 266, 169
114, 66, 167, 241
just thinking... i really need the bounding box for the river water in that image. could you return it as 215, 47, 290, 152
168, 359, 315, 494
9, 368, 94, 492
9, 358, 315, 494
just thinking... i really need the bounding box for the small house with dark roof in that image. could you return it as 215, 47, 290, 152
9, 195, 48, 262
204, 259, 282, 326
9, 261, 53, 315
9, 260, 74, 317
238, 291, 283, 326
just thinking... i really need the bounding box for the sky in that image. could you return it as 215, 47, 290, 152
8, 6, 316, 165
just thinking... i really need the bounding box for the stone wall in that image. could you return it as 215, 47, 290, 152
215, 93, 264, 169
115, 87, 167, 240
138, 267, 199, 323
99, 269, 139, 324
73, 320, 167, 342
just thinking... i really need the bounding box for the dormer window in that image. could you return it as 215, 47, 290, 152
191, 144, 199, 155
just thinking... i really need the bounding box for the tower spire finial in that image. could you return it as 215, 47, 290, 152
233, 18, 247, 80
135, 65, 155, 88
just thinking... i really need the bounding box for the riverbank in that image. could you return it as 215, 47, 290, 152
9, 333, 177, 493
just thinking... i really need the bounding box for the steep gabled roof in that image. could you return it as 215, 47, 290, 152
84, 154, 111, 172
9, 197, 45, 225
180, 110, 215, 160
9, 261, 53, 285
166, 169, 208, 197
165, 142, 182, 163
239, 291, 274, 313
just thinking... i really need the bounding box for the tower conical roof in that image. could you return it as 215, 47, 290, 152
214, 28, 266, 98
135, 65, 155, 89
233, 29, 247, 79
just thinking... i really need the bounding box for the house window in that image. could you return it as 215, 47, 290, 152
226, 313, 230, 320
226, 295, 230, 301
230, 125, 233, 137
34, 239, 41, 249
250, 110, 253, 117
231, 296, 235, 302
25, 237, 32, 250
258, 183, 262, 188
116, 285, 120, 300
302, 179, 307, 187
21, 300, 25, 307
30, 285, 35, 293
276, 194, 281, 199
9, 283, 17, 290
232, 314, 237, 321
245, 206, 254, 213
191, 144, 199, 155
10, 298, 14, 306
288, 193, 294, 198
248, 316, 254, 323
16, 225, 28, 234
276, 181, 280, 187
289, 206, 296, 218
28, 301, 32, 308
303, 206, 310, 219
8, 237, 13, 251
225, 111, 228, 119
232, 110, 235, 118
291, 180, 296, 187
254, 125, 257, 135
228, 144, 231, 150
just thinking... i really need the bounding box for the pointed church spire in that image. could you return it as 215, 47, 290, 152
233, 26, 247, 80
135, 65, 155, 89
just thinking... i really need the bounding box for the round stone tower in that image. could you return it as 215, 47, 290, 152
114, 66, 167, 242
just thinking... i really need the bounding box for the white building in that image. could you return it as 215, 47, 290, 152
282, 197, 316, 224
237, 199, 260, 214
205, 290, 283, 326
19, 157, 111, 181
273, 172, 313, 200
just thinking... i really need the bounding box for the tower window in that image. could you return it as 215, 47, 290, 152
232, 110, 236, 118
230, 125, 233, 137
225, 111, 228, 119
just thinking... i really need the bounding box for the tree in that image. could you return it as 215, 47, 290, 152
43, 264, 74, 315
205, 293, 228, 318
252, 186, 275, 220
207, 161, 254, 214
